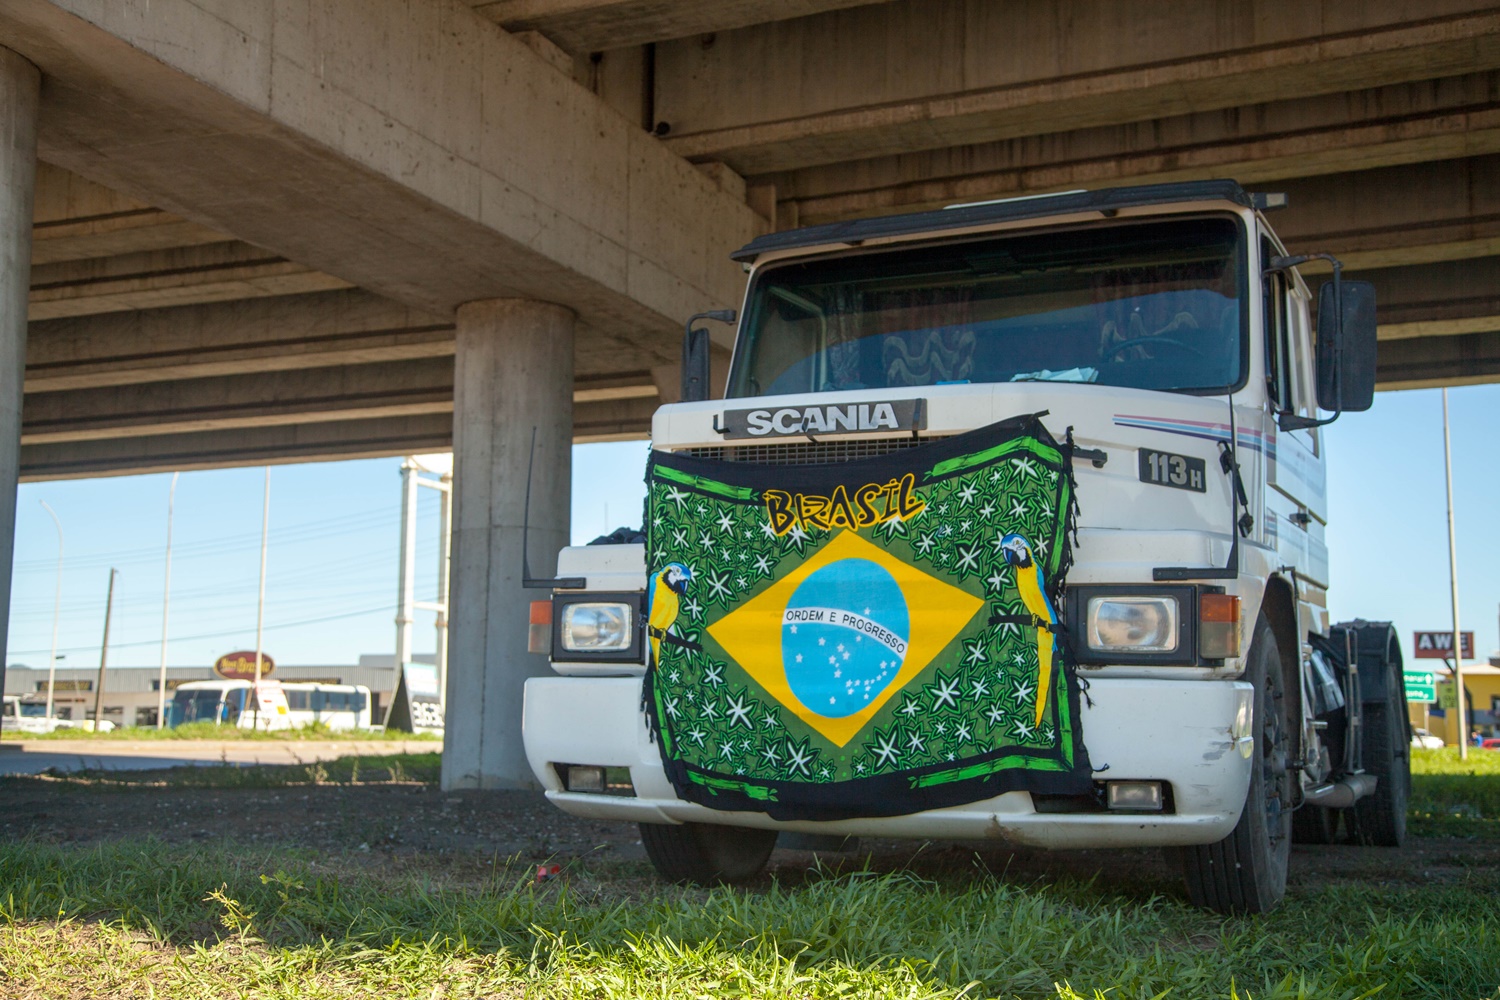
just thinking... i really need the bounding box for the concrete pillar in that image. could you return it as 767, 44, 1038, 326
442, 299, 575, 789
0, 48, 40, 695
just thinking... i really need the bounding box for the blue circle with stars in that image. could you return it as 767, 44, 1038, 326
782, 558, 910, 718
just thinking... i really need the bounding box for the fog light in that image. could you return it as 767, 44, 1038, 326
1087, 596, 1179, 652
565, 765, 605, 793
1199, 593, 1241, 659
1106, 780, 1163, 811
528, 601, 552, 654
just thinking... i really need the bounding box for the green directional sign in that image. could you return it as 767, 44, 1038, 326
1404, 670, 1435, 703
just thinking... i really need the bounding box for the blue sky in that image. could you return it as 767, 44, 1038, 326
6, 385, 1498, 672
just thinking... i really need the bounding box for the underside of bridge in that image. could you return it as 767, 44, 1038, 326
7, 0, 1499, 481
2, 0, 1497, 786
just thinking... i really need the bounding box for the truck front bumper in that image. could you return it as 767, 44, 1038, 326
522, 675, 1253, 849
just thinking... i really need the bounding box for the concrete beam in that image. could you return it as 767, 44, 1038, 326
24, 287, 674, 395
657, 1, 1500, 174
17, 391, 657, 481
30, 241, 352, 321
25, 289, 453, 392
770, 73, 1500, 225
1, 0, 758, 344
20, 358, 458, 444
17, 413, 458, 481
32, 162, 227, 264
1378, 330, 1500, 389
1365, 258, 1500, 341
470, 0, 898, 55
21, 352, 661, 443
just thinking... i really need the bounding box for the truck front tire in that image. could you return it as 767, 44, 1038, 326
639, 821, 777, 885
1179, 614, 1292, 914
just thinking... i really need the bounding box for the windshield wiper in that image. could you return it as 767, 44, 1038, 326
1010, 367, 1099, 383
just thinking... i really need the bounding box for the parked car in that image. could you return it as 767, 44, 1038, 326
1, 695, 73, 734
1481, 738, 1500, 751
1411, 728, 1445, 749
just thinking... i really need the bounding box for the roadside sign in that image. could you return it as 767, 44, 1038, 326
384, 662, 444, 734
215, 650, 275, 680
1403, 670, 1435, 702
1413, 631, 1473, 660
1437, 684, 1458, 710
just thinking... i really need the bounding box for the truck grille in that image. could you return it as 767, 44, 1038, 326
682, 437, 925, 466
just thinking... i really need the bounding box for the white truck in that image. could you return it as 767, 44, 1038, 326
521, 181, 1409, 914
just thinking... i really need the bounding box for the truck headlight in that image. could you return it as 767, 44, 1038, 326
561, 603, 633, 651
1067, 584, 1227, 666
1087, 596, 1179, 652
549, 592, 645, 663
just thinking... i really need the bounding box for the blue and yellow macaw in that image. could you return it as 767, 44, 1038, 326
1000, 534, 1059, 727
648, 562, 693, 663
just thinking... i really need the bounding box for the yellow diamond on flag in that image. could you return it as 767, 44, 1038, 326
707, 529, 984, 747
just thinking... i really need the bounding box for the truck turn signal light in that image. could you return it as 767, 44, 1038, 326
528, 600, 552, 655
1198, 593, 1240, 660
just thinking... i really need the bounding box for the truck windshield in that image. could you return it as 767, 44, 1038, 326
728, 217, 1245, 398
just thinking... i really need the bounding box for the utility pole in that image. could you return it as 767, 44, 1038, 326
1442, 388, 1468, 761
394, 459, 418, 675
40, 500, 62, 719
253, 467, 270, 730
156, 472, 179, 728
93, 567, 118, 729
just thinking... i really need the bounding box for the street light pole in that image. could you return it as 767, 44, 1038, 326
93, 567, 118, 729
1442, 387, 1468, 761
156, 472, 179, 729
253, 467, 270, 729
39, 500, 62, 719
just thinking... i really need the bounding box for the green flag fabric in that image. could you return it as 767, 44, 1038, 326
643, 413, 1092, 821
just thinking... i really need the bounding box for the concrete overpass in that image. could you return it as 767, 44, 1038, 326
2, 0, 1498, 788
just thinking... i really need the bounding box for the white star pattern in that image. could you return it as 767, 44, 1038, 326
716, 509, 735, 533
726, 694, 753, 728
785, 741, 813, 776
930, 676, 961, 710
871, 732, 900, 768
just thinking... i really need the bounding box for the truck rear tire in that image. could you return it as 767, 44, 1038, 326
639, 821, 777, 885
1179, 615, 1292, 914
1350, 662, 1409, 847
1292, 803, 1339, 845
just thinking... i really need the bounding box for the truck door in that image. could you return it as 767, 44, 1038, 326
1261, 233, 1329, 587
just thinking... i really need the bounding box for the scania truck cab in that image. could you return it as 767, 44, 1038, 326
522, 181, 1408, 914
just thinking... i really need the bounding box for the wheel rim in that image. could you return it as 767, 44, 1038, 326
1263, 686, 1291, 848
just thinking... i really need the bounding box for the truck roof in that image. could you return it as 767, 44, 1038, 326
730, 179, 1265, 264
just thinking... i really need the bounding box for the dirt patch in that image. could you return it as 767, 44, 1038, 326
5, 771, 1496, 901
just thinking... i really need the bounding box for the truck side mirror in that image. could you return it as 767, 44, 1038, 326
680, 309, 737, 403
1316, 279, 1376, 413
682, 326, 711, 402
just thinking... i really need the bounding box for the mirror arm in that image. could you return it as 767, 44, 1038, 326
1265, 251, 1347, 429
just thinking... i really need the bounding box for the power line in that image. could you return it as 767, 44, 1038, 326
6, 603, 396, 657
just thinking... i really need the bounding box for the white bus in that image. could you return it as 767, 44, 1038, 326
167, 680, 372, 731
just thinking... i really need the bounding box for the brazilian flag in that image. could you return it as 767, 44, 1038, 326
644, 412, 1092, 821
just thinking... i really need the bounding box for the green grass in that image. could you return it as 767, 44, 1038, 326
1408, 747, 1500, 838
0, 749, 1495, 998
4, 720, 440, 741
0, 840, 1495, 999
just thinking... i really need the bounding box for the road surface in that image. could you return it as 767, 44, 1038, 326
0, 738, 440, 775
